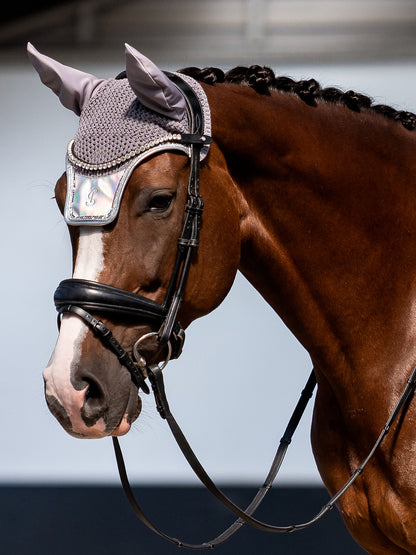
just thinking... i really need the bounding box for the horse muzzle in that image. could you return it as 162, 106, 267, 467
54, 278, 185, 394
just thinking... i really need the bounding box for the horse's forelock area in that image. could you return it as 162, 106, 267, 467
179, 65, 416, 131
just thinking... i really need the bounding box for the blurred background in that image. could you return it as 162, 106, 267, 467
1, 1, 415, 553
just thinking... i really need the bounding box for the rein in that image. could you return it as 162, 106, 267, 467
111, 364, 416, 549
52, 72, 416, 549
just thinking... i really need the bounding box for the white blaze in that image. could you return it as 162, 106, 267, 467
43, 228, 105, 432
72, 227, 105, 280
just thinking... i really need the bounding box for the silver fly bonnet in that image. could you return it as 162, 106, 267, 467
28, 43, 211, 226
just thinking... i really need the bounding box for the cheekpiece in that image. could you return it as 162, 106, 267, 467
64, 74, 211, 226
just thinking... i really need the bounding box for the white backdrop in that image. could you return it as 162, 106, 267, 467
1, 56, 415, 484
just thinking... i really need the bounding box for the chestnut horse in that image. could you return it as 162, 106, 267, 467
29, 42, 416, 554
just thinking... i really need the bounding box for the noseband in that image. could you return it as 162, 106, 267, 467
54, 72, 210, 394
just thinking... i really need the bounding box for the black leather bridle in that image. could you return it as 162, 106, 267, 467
52, 72, 416, 550
55, 72, 210, 395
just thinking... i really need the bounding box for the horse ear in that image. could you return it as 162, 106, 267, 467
27, 42, 105, 116
125, 43, 186, 121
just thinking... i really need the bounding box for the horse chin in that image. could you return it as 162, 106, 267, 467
111, 413, 134, 437
73, 398, 140, 439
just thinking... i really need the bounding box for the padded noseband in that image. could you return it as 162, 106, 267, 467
55, 279, 167, 323
54, 279, 185, 363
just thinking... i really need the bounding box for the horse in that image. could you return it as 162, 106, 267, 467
28, 41, 416, 554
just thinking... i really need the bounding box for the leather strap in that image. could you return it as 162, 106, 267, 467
113, 364, 416, 548
55, 279, 166, 322
55, 280, 186, 360
113, 368, 317, 548
164, 72, 205, 136
57, 304, 150, 394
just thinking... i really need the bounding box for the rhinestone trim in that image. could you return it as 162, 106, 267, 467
67, 133, 184, 171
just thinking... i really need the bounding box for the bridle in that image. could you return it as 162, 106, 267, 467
55, 72, 209, 394
52, 72, 416, 550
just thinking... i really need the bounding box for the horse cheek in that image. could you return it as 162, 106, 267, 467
181, 187, 241, 325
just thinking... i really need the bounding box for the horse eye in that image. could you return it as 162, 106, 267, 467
148, 193, 174, 212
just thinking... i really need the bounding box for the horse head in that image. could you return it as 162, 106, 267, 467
29, 43, 242, 438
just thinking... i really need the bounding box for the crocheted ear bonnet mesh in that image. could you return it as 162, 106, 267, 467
65, 73, 211, 226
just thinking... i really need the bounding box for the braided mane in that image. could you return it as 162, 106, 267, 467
179, 65, 416, 131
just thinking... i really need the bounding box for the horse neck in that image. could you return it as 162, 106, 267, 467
208, 83, 416, 384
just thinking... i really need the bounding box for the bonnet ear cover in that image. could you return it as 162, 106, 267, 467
27, 42, 105, 115
125, 43, 187, 121
28, 43, 211, 226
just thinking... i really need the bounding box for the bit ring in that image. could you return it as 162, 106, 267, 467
133, 332, 172, 372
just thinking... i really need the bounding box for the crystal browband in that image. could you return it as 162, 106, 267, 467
67, 134, 186, 172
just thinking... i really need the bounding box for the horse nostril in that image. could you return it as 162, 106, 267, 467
81, 378, 108, 427
84, 378, 101, 401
